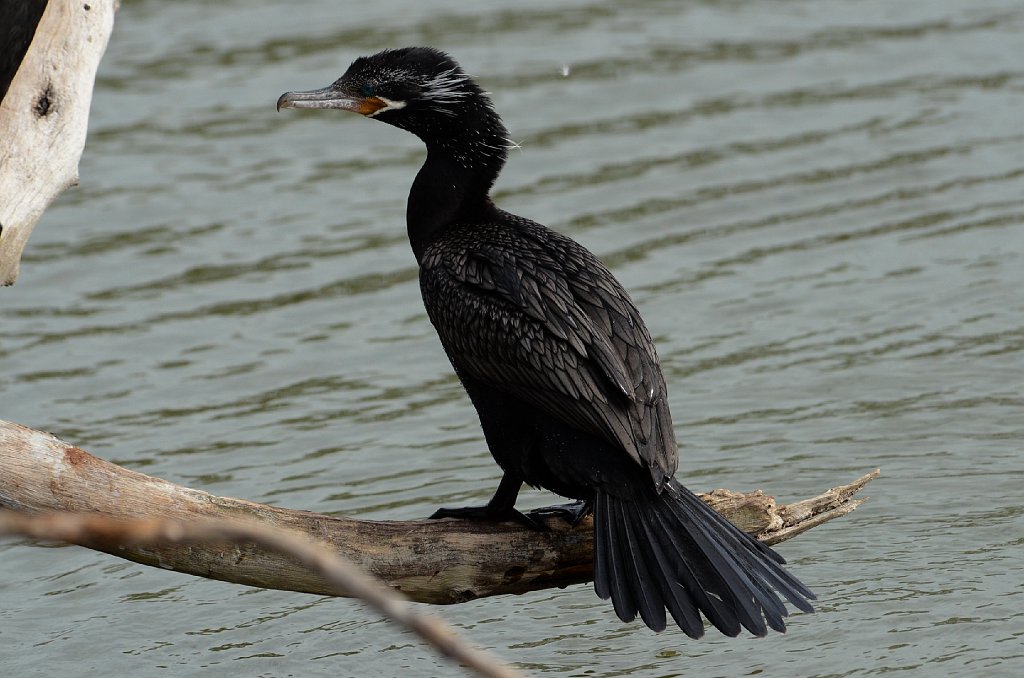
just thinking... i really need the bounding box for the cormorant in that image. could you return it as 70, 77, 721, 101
278, 47, 815, 637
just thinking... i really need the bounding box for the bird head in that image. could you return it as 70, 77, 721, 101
277, 47, 488, 132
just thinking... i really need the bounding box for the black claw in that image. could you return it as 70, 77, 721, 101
428, 505, 488, 520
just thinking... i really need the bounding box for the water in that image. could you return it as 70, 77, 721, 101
2, 0, 1023, 675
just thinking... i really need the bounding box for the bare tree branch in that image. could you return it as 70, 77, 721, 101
0, 419, 878, 603
0, 0, 118, 285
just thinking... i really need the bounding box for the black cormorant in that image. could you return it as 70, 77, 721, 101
278, 47, 815, 637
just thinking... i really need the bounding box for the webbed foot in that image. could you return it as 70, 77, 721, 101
429, 504, 548, 531
527, 500, 593, 527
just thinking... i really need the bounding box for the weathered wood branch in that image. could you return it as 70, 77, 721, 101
0, 420, 878, 603
0, 0, 118, 286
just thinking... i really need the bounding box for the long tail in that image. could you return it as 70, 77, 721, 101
593, 480, 816, 637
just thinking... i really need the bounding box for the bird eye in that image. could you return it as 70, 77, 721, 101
360, 83, 375, 97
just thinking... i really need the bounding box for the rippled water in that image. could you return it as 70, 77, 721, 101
3, 0, 1024, 675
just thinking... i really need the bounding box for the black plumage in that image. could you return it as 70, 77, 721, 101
278, 46, 815, 637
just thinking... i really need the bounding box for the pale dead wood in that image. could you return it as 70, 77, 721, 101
764, 469, 879, 545
0, 511, 524, 678
0, 419, 877, 603
0, 0, 118, 286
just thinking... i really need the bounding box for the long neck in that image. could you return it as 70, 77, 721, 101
406, 105, 508, 263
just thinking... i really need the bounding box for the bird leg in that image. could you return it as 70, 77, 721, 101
429, 473, 547, 531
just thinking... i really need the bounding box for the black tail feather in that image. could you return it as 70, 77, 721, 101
671, 485, 816, 612
597, 493, 636, 623
617, 499, 667, 631
593, 493, 612, 601
635, 507, 705, 636
648, 504, 742, 637
592, 481, 816, 637
665, 495, 769, 636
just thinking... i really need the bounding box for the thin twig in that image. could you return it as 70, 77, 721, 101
0, 511, 526, 678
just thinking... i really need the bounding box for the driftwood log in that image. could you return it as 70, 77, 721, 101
0, 0, 118, 286
0, 419, 877, 604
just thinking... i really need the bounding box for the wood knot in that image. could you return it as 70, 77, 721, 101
503, 565, 526, 584
35, 84, 54, 117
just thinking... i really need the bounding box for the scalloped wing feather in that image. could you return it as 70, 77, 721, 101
420, 214, 677, 484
